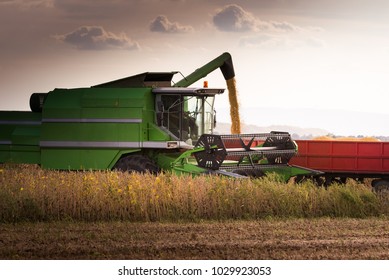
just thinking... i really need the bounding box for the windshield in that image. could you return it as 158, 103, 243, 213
156, 95, 215, 143
185, 95, 215, 138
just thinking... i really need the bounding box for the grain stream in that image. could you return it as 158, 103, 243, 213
227, 78, 241, 134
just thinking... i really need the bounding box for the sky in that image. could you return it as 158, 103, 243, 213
1, 0, 389, 136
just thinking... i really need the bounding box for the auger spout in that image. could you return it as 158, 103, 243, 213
174, 52, 235, 87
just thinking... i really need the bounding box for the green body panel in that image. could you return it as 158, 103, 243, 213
147, 123, 171, 141
155, 152, 208, 176
0, 86, 174, 169
42, 149, 121, 170
41, 123, 141, 142
38, 87, 170, 169
42, 88, 149, 122
0, 111, 42, 164
0, 145, 41, 164
257, 165, 318, 182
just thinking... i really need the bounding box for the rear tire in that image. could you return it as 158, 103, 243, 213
113, 155, 159, 174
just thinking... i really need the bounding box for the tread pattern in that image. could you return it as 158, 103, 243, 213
114, 155, 159, 173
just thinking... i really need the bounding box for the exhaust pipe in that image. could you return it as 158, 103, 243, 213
30, 93, 47, 113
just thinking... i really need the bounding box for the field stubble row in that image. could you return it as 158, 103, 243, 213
1, 164, 389, 222
2, 218, 389, 259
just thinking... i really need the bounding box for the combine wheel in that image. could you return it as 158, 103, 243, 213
372, 179, 389, 193
114, 155, 159, 174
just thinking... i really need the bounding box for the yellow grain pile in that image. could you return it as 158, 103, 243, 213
313, 136, 380, 141
226, 78, 241, 134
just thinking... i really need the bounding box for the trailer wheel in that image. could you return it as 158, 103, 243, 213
113, 155, 159, 174
372, 179, 389, 193
295, 175, 309, 184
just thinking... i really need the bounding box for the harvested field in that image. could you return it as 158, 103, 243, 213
1, 218, 389, 259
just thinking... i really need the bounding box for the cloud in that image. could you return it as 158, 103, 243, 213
213, 4, 302, 33
213, 4, 259, 32
150, 15, 194, 33
55, 26, 140, 50
212, 4, 325, 50
270, 21, 299, 32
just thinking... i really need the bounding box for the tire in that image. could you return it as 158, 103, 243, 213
113, 155, 159, 174
295, 175, 308, 184
372, 179, 389, 193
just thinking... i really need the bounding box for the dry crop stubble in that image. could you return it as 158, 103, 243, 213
1, 164, 389, 223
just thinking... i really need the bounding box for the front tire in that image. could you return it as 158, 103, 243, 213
113, 155, 159, 173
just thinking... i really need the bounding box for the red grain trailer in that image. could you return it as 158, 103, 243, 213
290, 140, 389, 190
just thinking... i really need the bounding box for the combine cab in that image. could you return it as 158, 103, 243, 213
0, 52, 317, 181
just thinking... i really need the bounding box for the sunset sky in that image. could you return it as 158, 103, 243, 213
1, 0, 389, 135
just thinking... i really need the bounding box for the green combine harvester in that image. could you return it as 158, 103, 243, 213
0, 52, 317, 180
